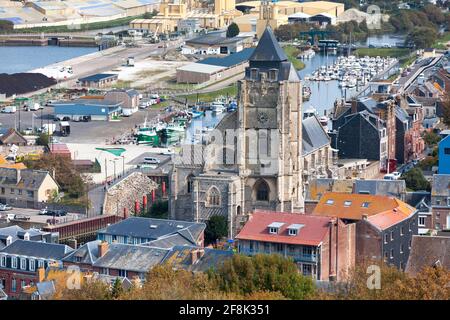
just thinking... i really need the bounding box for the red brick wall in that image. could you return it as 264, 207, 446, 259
356, 220, 382, 264
0, 270, 37, 299
433, 207, 450, 230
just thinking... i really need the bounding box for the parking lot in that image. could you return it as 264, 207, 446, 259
0, 105, 167, 144
0, 206, 85, 224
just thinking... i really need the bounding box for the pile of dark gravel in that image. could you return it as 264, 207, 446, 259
0, 73, 57, 97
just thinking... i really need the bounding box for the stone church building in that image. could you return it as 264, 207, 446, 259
169, 27, 333, 237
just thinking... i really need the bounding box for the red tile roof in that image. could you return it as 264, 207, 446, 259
236, 211, 332, 246
312, 192, 416, 230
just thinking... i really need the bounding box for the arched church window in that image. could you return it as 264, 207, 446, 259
187, 174, 194, 193
207, 186, 221, 206
255, 180, 270, 201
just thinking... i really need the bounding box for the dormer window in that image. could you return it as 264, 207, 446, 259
250, 68, 258, 80
362, 202, 370, 208
326, 199, 334, 205
344, 201, 352, 207
268, 222, 284, 234
268, 68, 278, 81
287, 224, 303, 236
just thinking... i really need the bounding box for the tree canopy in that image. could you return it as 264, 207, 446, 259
204, 214, 228, 245
401, 168, 431, 191
226, 23, 240, 38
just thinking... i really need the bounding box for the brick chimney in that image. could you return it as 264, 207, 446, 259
37, 267, 46, 282
351, 99, 358, 114
98, 241, 109, 258
123, 207, 129, 219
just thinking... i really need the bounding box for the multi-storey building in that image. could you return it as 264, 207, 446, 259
312, 193, 418, 270
236, 211, 355, 281
0, 240, 73, 299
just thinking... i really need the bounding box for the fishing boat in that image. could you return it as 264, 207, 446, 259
302, 86, 311, 101
190, 110, 205, 118
162, 122, 185, 139
137, 127, 160, 146
211, 102, 226, 114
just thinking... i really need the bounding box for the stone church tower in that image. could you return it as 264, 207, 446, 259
169, 27, 304, 237
237, 27, 304, 213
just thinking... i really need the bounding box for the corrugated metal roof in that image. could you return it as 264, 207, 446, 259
79, 73, 118, 82
177, 63, 225, 74
198, 48, 255, 68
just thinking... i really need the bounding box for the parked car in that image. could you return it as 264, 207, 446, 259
143, 157, 160, 164
39, 207, 51, 215
50, 210, 67, 217
0, 204, 12, 211
14, 214, 30, 221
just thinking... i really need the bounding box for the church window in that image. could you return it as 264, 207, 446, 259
187, 175, 194, 194
255, 180, 270, 201
207, 187, 221, 206
250, 68, 258, 80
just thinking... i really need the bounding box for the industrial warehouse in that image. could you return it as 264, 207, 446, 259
176, 47, 255, 84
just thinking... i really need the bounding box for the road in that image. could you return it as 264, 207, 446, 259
0, 207, 84, 224
0, 105, 167, 144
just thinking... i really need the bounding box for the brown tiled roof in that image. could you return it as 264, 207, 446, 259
405, 236, 450, 275
0, 128, 27, 145
236, 211, 331, 246
312, 192, 416, 230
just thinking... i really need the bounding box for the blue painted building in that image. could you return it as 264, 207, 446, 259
438, 135, 450, 174
51, 100, 122, 121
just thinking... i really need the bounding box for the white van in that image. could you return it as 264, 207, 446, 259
143, 157, 160, 164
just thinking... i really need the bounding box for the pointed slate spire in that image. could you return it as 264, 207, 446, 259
249, 26, 288, 62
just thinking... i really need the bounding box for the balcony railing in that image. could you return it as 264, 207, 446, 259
239, 248, 317, 262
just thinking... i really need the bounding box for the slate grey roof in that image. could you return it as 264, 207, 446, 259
405, 236, 450, 275
431, 174, 450, 197
395, 106, 409, 123
302, 115, 330, 156
250, 27, 287, 62
357, 97, 379, 114
162, 245, 234, 273
98, 217, 205, 245
354, 179, 406, 199
108, 88, 139, 98
62, 240, 100, 265
92, 243, 169, 273
35, 281, 56, 300
199, 48, 255, 67
0, 168, 52, 189
187, 34, 247, 46
0, 239, 73, 260
405, 191, 431, 208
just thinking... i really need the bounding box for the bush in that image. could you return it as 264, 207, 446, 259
143, 200, 168, 219
226, 22, 240, 38
401, 168, 430, 191
205, 215, 228, 245
36, 133, 49, 146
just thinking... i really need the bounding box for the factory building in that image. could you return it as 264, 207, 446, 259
176, 47, 254, 84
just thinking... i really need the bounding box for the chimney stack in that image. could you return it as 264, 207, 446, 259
123, 207, 129, 220
37, 267, 46, 283
68, 238, 77, 250
351, 99, 358, 114
98, 241, 109, 258
362, 214, 368, 220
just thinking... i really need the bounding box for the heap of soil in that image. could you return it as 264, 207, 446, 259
0, 73, 57, 97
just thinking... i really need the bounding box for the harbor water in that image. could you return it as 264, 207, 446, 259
0, 46, 98, 74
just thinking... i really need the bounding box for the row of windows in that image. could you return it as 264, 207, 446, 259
384, 240, 411, 260
383, 220, 416, 244
0, 187, 34, 198
0, 255, 46, 271
1, 278, 33, 293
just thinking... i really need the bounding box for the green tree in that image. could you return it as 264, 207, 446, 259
405, 26, 438, 48
111, 278, 124, 299
226, 22, 240, 38
423, 131, 441, 146
0, 20, 13, 32
143, 200, 168, 219
442, 92, 450, 127
401, 168, 430, 191
36, 133, 49, 146
205, 215, 228, 245
210, 254, 315, 300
